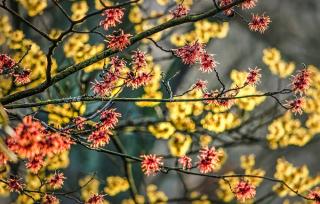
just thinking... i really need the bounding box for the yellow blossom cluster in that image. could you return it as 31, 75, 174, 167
148, 122, 176, 139
217, 154, 265, 202
79, 176, 101, 202
95, 0, 113, 10
273, 158, 320, 197
45, 102, 86, 126
231, 69, 266, 111
168, 132, 192, 156
0, 16, 58, 91
201, 110, 240, 133
104, 176, 129, 196
267, 112, 311, 149
136, 57, 163, 107
64, 33, 106, 73
263, 48, 295, 78
18, 0, 47, 16
121, 195, 145, 204
146, 184, 168, 204
45, 150, 70, 170
71, 0, 89, 21
171, 20, 229, 46
190, 191, 211, 204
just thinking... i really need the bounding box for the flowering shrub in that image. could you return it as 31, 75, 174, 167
0, 0, 318, 203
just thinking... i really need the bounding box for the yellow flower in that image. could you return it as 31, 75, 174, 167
79, 176, 100, 201
71, 1, 89, 21
263, 48, 281, 66
269, 61, 295, 78
129, 6, 143, 23
146, 184, 168, 203
135, 91, 163, 107
104, 176, 129, 196
156, 0, 169, 6
273, 158, 320, 197
168, 132, 192, 156
267, 112, 312, 149
199, 135, 212, 147
95, 0, 113, 10
190, 191, 211, 204
148, 122, 176, 139
19, 0, 47, 16
45, 150, 70, 170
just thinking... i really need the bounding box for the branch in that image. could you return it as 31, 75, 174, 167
0, 0, 246, 105
4, 89, 292, 109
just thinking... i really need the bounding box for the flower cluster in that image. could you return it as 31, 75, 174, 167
241, 0, 258, 10
291, 68, 311, 95
219, 0, 234, 16
233, 180, 256, 202
285, 97, 304, 115
88, 108, 121, 148
178, 155, 192, 170
106, 29, 132, 51
92, 50, 151, 96
174, 41, 217, 72
249, 13, 271, 33
86, 194, 105, 204
197, 146, 222, 173
100, 8, 125, 30
245, 67, 261, 86
6, 116, 73, 173
48, 172, 66, 189
170, 4, 189, 18
0, 53, 30, 84
141, 154, 163, 176
308, 188, 320, 204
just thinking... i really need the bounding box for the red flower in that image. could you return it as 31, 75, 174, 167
174, 41, 204, 65
7, 177, 25, 192
241, 0, 258, 10
234, 180, 256, 202
308, 188, 320, 204
100, 8, 125, 30
219, 0, 234, 16
197, 146, 222, 173
248, 13, 271, 33
7, 116, 45, 159
100, 108, 121, 129
0, 54, 16, 74
141, 154, 163, 176
199, 52, 217, 73
132, 49, 147, 71
245, 67, 261, 86
178, 155, 192, 170
170, 4, 189, 18
7, 116, 73, 160
193, 79, 208, 90
43, 194, 60, 204
203, 91, 219, 104
126, 72, 152, 89
86, 194, 105, 204
110, 56, 126, 73
48, 172, 66, 189
88, 129, 112, 148
13, 69, 31, 85
285, 98, 304, 115
106, 30, 132, 51
26, 154, 45, 173
291, 69, 311, 95
74, 116, 86, 130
